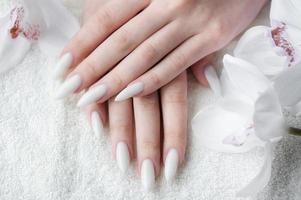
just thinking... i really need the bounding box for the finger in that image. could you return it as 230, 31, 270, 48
68, 2, 173, 96
77, 20, 191, 106
133, 92, 161, 191
108, 98, 134, 173
82, 0, 110, 23
160, 71, 187, 183
116, 33, 215, 99
191, 54, 216, 86
85, 102, 108, 137
53, 0, 149, 79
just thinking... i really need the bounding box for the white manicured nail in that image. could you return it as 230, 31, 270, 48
77, 84, 107, 107
164, 149, 179, 183
52, 53, 73, 80
116, 142, 130, 173
55, 75, 82, 99
115, 82, 144, 102
141, 159, 155, 191
91, 111, 103, 136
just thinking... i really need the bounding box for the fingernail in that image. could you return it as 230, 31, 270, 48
204, 65, 222, 96
116, 142, 130, 173
55, 75, 82, 99
141, 159, 155, 191
52, 53, 73, 80
164, 149, 179, 183
115, 82, 144, 102
77, 84, 107, 107
91, 111, 103, 136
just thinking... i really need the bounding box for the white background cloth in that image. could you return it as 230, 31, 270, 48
0, 1, 300, 199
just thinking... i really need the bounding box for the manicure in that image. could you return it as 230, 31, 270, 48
91, 111, 103, 137
116, 142, 130, 173
141, 159, 155, 191
52, 53, 73, 80
55, 75, 82, 99
115, 82, 144, 102
77, 84, 107, 107
164, 149, 179, 183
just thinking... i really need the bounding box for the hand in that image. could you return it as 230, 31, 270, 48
87, 71, 187, 190
53, 0, 267, 106
79, 0, 188, 190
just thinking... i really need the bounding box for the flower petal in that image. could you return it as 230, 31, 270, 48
234, 26, 289, 77
270, 0, 301, 30
254, 87, 286, 141
236, 142, 272, 197
36, 0, 80, 57
0, 11, 31, 74
286, 101, 301, 117
274, 63, 301, 106
192, 98, 263, 153
223, 55, 271, 102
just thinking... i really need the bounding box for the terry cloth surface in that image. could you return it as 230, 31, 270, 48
0, 1, 300, 199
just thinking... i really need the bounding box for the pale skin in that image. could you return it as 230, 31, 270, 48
63, 0, 267, 187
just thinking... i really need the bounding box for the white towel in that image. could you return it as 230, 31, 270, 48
0, 1, 300, 199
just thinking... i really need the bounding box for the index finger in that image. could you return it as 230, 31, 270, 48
56, 0, 150, 77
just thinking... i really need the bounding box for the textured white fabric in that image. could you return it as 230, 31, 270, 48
0, 1, 300, 200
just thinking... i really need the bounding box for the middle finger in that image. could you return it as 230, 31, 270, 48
134, 92, 161, 191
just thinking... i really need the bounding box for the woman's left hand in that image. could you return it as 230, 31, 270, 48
86, 71, 188, 190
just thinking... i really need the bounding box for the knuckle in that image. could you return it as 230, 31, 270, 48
111, 123, 132, 135
140, 140, 160, 151
94, 8, 114, 31
147, 72, 162, 87
164, 92, 187, 104
84, 59, 99, 79
134, 94, 158, 108
169, 51, 187, 69
142, 43, 160, 63
110, 72, 124, 89
167, 0, 194, 13
209, 19, 226, 40
114, 28, 134, 52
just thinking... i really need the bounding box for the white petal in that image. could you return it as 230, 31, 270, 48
36, 0, 80, 57
234, 26, 289, 77
236, 142, 273, 197
287, 101, 301, 116
223, 55, 271, 101
274, 63, 301, 106
0, 11, 31, 74
270, 0, 301, 30
204, 65, 222, 97
192, 98, 263, 153
254, 87, 286, 141
0, 0, 79, 74
283, 25, 301, 64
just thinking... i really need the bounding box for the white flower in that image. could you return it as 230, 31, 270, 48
192, 54, 301, 197
0, 0, 79, 74
234, 0, 301, 78
234, 0, 301, 116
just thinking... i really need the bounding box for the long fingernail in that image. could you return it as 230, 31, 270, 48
91, 111, 103, 136
164, 149, 179, 183
77, 84, 107, 107
116, 142, 130, 173
52, 53, 73, 80
141, 159, 155, 191
55, 75, 82, 99
115, 82, 144, 102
